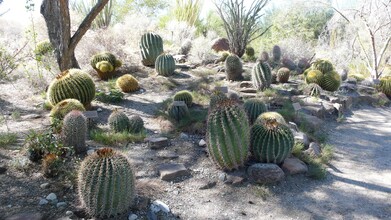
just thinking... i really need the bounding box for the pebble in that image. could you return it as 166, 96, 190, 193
198, 139, 206, 147
97, 108, 103, 112
128, 213, 138, 220
40, 183, 49, 189
46, 193, 57, 201
218, 173, 227, 182
65, 211, 73, 216
180, 133, 189, 139
57, 202, 67, 208
39, 198, 48, 206
87, 149, 95, 155
152, 200, 170, 213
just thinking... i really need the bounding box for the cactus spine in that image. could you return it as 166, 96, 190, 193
304, 83, 323, 97
155, 54, 176, 76
225, 54, 244, 81
116, 74, 139, 92
252, 62, 272, 91
61, 110, 87, 154
47, 69, 95, 108
251, 112, 294, 164
140, 32, 164, 66
108, 110, 131, 132
312, 59, 334, 73
128, 115, 144, 134
78, 148, 135, 218
243, 98, 267, 124
277, 67, 290, 83
173, 90, 193, 107
207, 100, 250, 170
168, 102, 190, 121
50, 99, 86, 123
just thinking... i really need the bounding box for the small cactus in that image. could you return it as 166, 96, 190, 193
108, 109, 131, 133
90, 52, 122, 80
272, 45, 281, 62
252, 62, 272, 91
116, 74, 140, 92
298, 58, 310, 70
255, 111, 286, 125
243, 98, 267, 124
305, 70, 323, 84
128, 115, 144, 134
50, 99, 86, 123
61, 110, 87, 154
207, 99, 250, 170
168, 102, 190, 122
140, 32, 164, 66
259, 51, 269, 62
173, 90, 193, 107
155, 54, 176, 76
225, 54, 244, 81
379, 76, 391, 98
245, 46, 255, 57
34, 40, 54, 56
312, 59, 334, 73
304, 83, 323, 97
78, 148, 135, 218
282, 57, 297, 70
277, 67, 290, 83
320, 70, 341, 92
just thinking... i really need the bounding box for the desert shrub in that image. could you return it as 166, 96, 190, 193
188, 31, 219, 63
0, 132, 18, 148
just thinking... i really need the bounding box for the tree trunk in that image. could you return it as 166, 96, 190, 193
41, 0, 109, 72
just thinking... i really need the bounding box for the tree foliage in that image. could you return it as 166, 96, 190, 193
71, 0, 114, 29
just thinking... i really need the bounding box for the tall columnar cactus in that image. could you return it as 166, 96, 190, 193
128, 115, 144, 134
305, 70, 323, 84
209, 90, 229, 109
90, 52, 122, 80
304, 83, 323, 97
252, 62, 272, 91
47, 69, 95, 108
61, 110, 87, 154
168, 102, 190, 122
116, 74, 139, 92
173, 90, 193, 107
140, 32, 164, 66
379, 76, 391, 98
225, 54, 244, 81
155, 54, 176, 76
207, 100, 250, 170
243, 98, 267, 124
50, 99, 86, 123
320, 70, 341, 92
108, 109, 131, 133
245, 46, 255, 57
282, 58, 297, 71
312, 59, 334, 73
78, 148, 135, 218
272, 45, 281, 62
277, 67, 290, 83
34, 40, 54, 56
251, 112, 294, 164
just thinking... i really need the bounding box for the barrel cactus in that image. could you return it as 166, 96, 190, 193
304, 83, 323, 97
282, 58, 296, 70
255, 111, 286, 125
90, 52, 122, 80
379, 76, 391, 98
209, 90, 229, 109
225, 54, 243, 81
245, 46, 255, 57
207, 99, 250, 170
243, 98, 267, 124
272, 45, 281, 62
173, 90, 193, 107
34, 40, 54, 56
168, 102, 190, 122
128, 115, 144, 134
305, 70, 323, 84
259, 51, 269, 62
47, 69, 95, 108
108, 109, 131, 133
50, 99, 86, 123
78, 148, 135, 218
298, 58, 310, 70
155, 54, 176, 76
116, 74, 139, 92
252, 62, 272, 91
312, 59, 334, 73
320, 70, 341, 92
140, 32, 164, 66
277, 67, 290, 83
251, 113, 294, 164
61, 110, 87, 154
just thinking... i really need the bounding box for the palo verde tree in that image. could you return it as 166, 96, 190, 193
40, 0, 109, 71
214, 0, 271, 57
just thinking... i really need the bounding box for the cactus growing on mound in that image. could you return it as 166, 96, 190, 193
50, 99, 86, 123
61, 110, 87, 154
207, 100, 250, 170
251, 114, 294, 164
140, 32, 164, 66
243, 98, 267, 124
128, 115, 144, 134
304, 83, 323, 97
168, 102, 190, 122
305, 70, 323, 84
379, 76, 391, 98
225, 54, 244, 81
312, 59, 334, 73
320, 70, 341, 92
155, 54, 176, 76
78, 148, 135, 218
47, 69, 95, 107
90, 52, 122, 80
173, 90, 193, 107
116, 74, 139, 92
277, 67, 290, 83
108, 110, 131, 132
34, 40, 54, 56
252, 62, 272, 90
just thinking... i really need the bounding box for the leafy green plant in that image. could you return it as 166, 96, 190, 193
95, 89, 124, 103
0, 132, 18, 148
90, 128, 146, 145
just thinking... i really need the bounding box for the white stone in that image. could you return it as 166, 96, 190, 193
46, 193, 57, 201
128, 213, 138, 220
97, 108, 103, 112
57, 202, 67, 208
152, 200, 170, 213
87, 149, 95, 155
39, 198, 48, 206
198, 139, 206, 147
40, 183, 49, 189
65, 211, 73, 216
180, 133, 189, 139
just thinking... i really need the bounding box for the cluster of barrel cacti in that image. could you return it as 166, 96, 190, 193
116, 74, 139, 92
108, 109, 144, 134
304, 59, 341, 92
90, 52, 122, 80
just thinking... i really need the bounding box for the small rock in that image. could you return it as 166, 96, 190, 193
65, 211, 73, 216
282, 157, 308, 175
39, 199, 48, 206
148, 137, 169, 150
152, 200, 170, 213
40, 183, 49, 189
218, 173, 227, 182
46, 193, 57, 201
0, 166, 7, 174
294, 113, 323, 133
56, 202, 67, 208
199, 181, 217, 190
294, 132, 310, 148
157, 151, 179, 160
304, 142, 322, 157
247, 163, 285, 184
288, 122, 299, 132
346, 78, 357, 85
128, 213, 138, 220
198, 139, 206, 147
7, 204, 11, 208
5, 212, 43, 220
21, 114, 42, 120
239, 88, 258, 94
157, 163, 190, 181
225, 175, 245, 186
239, 81, 253, 88
97, 108, 103, 112
179, 133, 189, 139
87, 149, 95, 155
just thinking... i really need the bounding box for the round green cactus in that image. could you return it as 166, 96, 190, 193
305, 69, 323, 84
304, 83, 323, 97
116, 74, 139, 93
173, 90, 193, 107
108, 109, 131, 133
245, 46, 255, 57
50, 98, 86, 123
155, 54, 176, 76
312, 59, 334, 73
379, 76, 391, 98
207, 99, 250, 170
259, 51, 269, 62
320, 70, 341, 92
78, 148, 135, 218
252, 62, 272, 91
251, 115, 294, 164
90, 52, 122, 80
243, 98, 267, 124
272, 45, 281, 62
47, 69, 95, 108
61, 110, 87, 154
34, 40, 54, 56
209, 90, 229, 109
277, 67, 290, 83
128, 115, 144, 134
140, 32, 164, 66
168, 102, 190, 122
225, 54, 244, 81
255, 111, 286, 125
